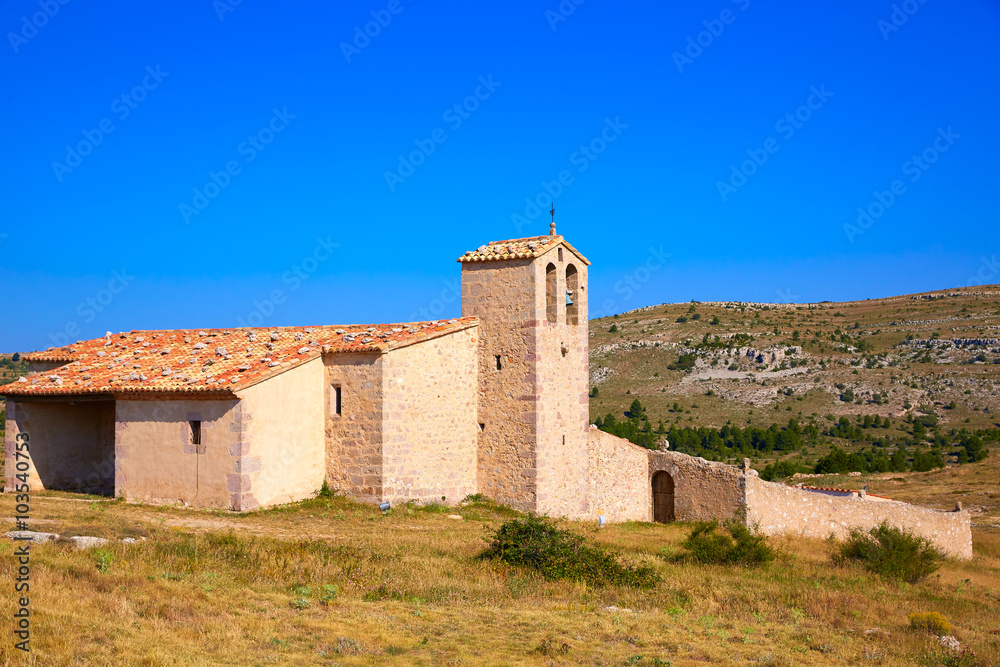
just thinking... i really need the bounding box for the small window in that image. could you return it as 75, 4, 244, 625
562, 435, 566, 445
495, 355, 502, 371
479, 423, 486, 432
333, 386, 342, 415
558, 247, 563, 262
189, 420, 201, 446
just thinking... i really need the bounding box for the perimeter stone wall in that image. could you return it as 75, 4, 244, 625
745, 475, 972, 559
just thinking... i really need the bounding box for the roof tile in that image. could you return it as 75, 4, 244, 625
6, 318, 477, 398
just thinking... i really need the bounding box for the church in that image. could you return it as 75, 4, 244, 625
2, 225, 972, 558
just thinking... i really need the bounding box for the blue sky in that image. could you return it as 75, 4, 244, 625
1, 0, 998, 353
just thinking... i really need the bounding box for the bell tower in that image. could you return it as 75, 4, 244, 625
458, 223, 590, 517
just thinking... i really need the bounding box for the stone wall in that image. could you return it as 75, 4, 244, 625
587, 427, 650, 522
115, 397, 240, 509
648, 450, 746, 522
461, 259, 538, 512
239, 358, 326, 510
461, 239, 592, 517
4, 399, 115, 494
381, 326, 479, 505
745, 475, 972, 559
585, 429, 746, 524
535, 248, 591, 519
324, 352, 384, 502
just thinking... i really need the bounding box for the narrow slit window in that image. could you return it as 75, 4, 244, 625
189, 420, 202, 446
495, 355, 502, 370
334, 386, 342, 415
558, 247, 564, 262
562, 434, 566, 445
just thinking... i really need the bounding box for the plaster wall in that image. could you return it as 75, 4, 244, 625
239, 358, 325, 509
114, 398, 239, 509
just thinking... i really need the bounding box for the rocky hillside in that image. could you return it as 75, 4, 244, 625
588, 286, 1000, 474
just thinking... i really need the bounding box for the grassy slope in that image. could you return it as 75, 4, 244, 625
0, 491, 998, 666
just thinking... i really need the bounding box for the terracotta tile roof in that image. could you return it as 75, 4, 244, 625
5, 318, 477, 398
457, 234, 590, 265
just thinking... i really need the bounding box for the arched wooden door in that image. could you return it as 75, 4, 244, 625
652, 471, 675, 523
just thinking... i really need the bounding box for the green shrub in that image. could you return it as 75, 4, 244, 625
908, 611, 951, 635
317, 479, 336, 498
480, 516, 660, 588
668, 353, 697, 372
678, 519, 776, 567
93, 549, 114, 573
836, 523, 942, 582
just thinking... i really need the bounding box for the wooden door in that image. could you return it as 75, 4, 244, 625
652, 471, 675, 523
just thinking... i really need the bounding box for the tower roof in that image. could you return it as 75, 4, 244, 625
457, 234, 590, 265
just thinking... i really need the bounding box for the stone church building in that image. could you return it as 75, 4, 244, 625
2, 225, 972, 558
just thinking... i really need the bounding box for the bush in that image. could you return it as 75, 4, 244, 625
760, 459, 802, 481
480, 516, 660, 588
668, 353, 697, 372
836, 523, 942, 582
908, 611, 951, 636
677, 519, 776, 567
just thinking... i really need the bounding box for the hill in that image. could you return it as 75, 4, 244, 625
588, 286, 1000, 482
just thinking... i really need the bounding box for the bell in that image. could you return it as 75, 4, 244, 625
566, 290, 573, 306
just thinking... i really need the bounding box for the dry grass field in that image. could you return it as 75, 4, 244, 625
0, 471, 998, 666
